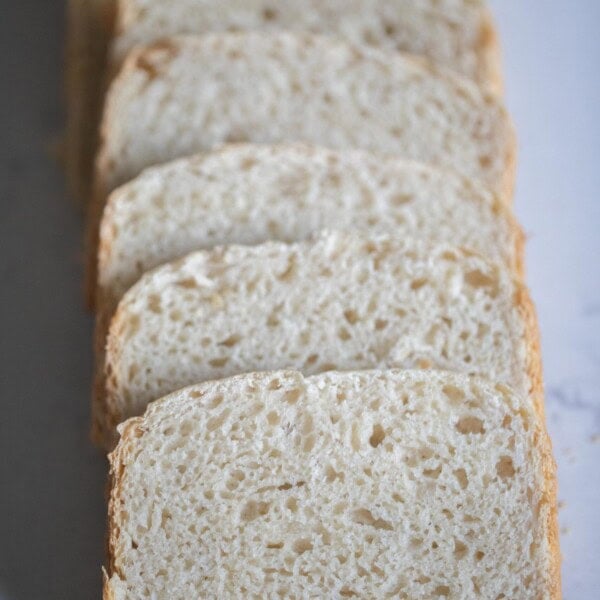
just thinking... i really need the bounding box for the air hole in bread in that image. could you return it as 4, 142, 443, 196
464, 269, 499, 296
303, 435, 316, 452
147, 294, 162, 313
374, 319, 388, 331
284, 389, 301, 404
325, 465, 344, 483
175, 277, 198, 289
442, 385, 465, 405
206, 409, 230, 432
241, 500, 270, 522
266, 541, 284, 550
479, 155, 492, 169
338, 327, 351, 341
410, 278, 428, 290
266, 311, 280, 327
343, 309, 359, 325
456, 416, 485, 434
424, 465, 442, 479
218, 334, 241, 347
305, 354, 318, 367
496, 456, 516, 479
454, 468, 469, 489
266, 411, 280, 426
208, 357, 229, 368
293, 539, 313, 554
454, 539, 468, 560
352, 508, 393, 531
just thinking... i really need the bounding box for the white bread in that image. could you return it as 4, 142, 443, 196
105, 369, 559, 599
97, 232, 541, 448
70, 0, 501, 203
95, 33, 515, 200
98, 144, 524, 313
112, 0, 502, 91
87, 32, 515, 306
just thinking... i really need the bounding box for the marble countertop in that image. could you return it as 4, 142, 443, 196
0, 1, 598, 598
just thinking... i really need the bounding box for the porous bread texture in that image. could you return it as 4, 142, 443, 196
95, 32, 515, 199
91, 145, 524, 446
112, 0, 502, 92
87, 32, 515, 308
105, 370, 559, 599
98, 143, 523, 313
100, 231, 542, 448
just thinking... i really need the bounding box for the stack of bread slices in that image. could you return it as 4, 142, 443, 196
67, 1, 561, 597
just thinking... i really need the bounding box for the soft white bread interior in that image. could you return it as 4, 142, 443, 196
112, 0, 502, 91
95, 32, 515, 199
98, 232, 541, 448
105, 369, 559, 599
98, 144, 523, 313
87, 32, 515, 308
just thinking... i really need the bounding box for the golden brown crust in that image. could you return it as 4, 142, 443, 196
93, 301, 128, 450
104, 416, 146, 598
84, 43, 146, 311
477, 7, 504, 96
90, 309, 113, 448
514, 283, 562, 598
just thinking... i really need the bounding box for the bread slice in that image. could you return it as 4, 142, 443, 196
95, 33, 514, 200
112, 0, 502, 92
98, 144, 524, 313
70, 1, 501, 204
97, 231, 541, 448
105, 369, 559, 599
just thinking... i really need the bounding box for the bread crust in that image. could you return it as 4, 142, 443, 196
104, 415, 145, 598
477, 6, 504, 95
514, 283, 562, 599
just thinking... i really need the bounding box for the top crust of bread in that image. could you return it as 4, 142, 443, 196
104, 369, 559, 599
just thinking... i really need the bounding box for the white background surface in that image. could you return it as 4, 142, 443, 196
0, 2, 598, 598
491, 2, 600, 597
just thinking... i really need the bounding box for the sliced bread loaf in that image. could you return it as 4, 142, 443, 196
95, 33, 515, 200
112, 0, 502, 91
97, 232, 541, 448
98, 144, 524, 314
105, 369, 559, 599
88, 32, 515, 306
